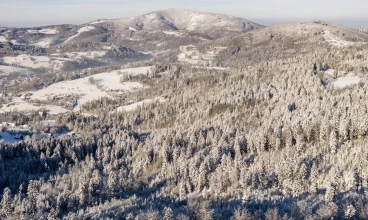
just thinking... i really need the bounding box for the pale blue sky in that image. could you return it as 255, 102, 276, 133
1, 0, 368, 28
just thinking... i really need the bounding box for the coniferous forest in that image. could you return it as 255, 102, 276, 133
1, 10, 368, 220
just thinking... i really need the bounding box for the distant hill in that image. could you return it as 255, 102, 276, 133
0, 9, 263, 72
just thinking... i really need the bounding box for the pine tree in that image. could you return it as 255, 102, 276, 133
310, 163, 318, 194
107, 171, 118, 198
326, 182, 337, 202
163, 207, 174, 220
196, 163, 207, 192
27, 180, 38, 215
179, 182, 187, 201
329, 130, 337, 155
1, 187, 13, 216
345, 204, 356, 219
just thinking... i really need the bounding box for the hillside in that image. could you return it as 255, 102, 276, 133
0, 9, 262, 72
0, 9, 264, 94
180, 21, 368, 68
110, 8, 263, 37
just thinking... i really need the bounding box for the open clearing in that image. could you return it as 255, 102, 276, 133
0, 132, 27, 144
33, 39, 53, 48
0, 97, 69, 115
119, 66, 151, 75
116, 97, 166, 112
63, 51, 107, 59
30, 67, 148, 110
0, 66, 150, 114
27, 28, 58, 35
0, 36, 7, 42
327, 76, 362, 88
1, 55, 50, 69
323, 30, 356, 47
0, 65, 29, 74
64, 26, 95, 43
90, 20, 106, 24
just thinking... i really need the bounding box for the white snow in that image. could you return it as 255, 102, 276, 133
50, 59, 67, 71
27, 30, 39, 34
126, 37, 141, 41
327, 76, 362, 88
91, 20, 106, 24
39, 29, 58, 34
0, 97, 68, 115
116, 97, 166, 112
323, 30, 356, 47
0, 36, 7, 42
63, 51, 107, 59
77, 26, 96, 33
0, 132, 23, 144
33, 39, 52, 48
324, 69, 336, 77
119, 66, 151, 75
187, 14, 208, 31
2, 55, 50, 69
129, 27, 138, 31
31, 78, 111, 111
163, 31, 183, 37
10, 40, 24, 45
0, 65, 29, 74
30, 67, 147, 110
193, 66, 230, 70
87, 70, 144, 91
64, 26, 95, 44
27, 28, 58, 34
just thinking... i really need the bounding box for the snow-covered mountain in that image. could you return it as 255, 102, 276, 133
191, 21, 368, 67
109, 8, 263, 36
0, 9, 263, 72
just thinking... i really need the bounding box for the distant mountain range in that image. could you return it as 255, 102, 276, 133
1, 9, 368, 73
0, 9, 263, 72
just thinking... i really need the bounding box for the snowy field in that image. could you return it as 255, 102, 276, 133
0, 36, 7, 42
1, 54, 84, 70
63, 51, 107, 59
323, 31, 356, 47
27, 28, 58, 35
33, 39, 52, 48
0, 67, 150, 114
0, 65, 29, 74
327, 76, 362, 88
30, 67, 148, 110
163, 31, 184, 37
116, 97, 166, 112
0, 97, 68, 115
64, 26, 95, 43
90, 70, 144, 91
0, 132, 29, 144
119, 66, 151, 75
31, 77, 111, 110
90, 20, 106, 24
178, 52, 201, 65
2, 55, 50, 69
192, 66, 230, 70
129, 27, 138, 31
187, 14, 207, 31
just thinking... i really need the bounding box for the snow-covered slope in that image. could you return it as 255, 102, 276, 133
195, 21, 368, 68
0, 9, 263, 72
